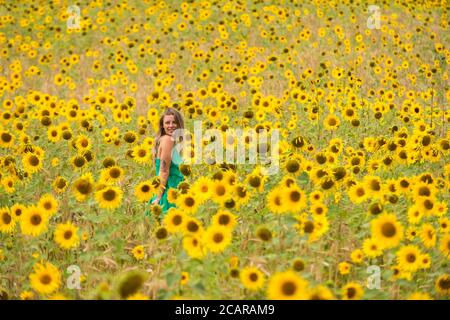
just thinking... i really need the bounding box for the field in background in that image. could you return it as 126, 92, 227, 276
0, 0, 449, 300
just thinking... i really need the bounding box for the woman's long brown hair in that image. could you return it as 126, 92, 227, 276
152, 107, 185, 161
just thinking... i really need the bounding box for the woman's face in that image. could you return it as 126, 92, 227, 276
163, 115, 177, 136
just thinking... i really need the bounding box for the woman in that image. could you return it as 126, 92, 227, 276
145, 108, 185, 218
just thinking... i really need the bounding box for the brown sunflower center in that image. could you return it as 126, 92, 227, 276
347, 287, 356, 299
290, 190, 301, 202
103, 189, 116, 201
406, 253, 416, 263
438, 278, 450, 290
216, 185, 226, 196
31, 214, 42, 226
64, 230, 73, 240
2, 212, 11, 224
187, 221, 199, 232
76, 180, 93, 195
40, 274, 52, 285
381, 222, 396, 238
29, 155, 39, 166
213, 233, 224, 243
218, 214, 230, 225
281, 281, 296, 296
184, 197, 195, 207
172, 215, 182, 226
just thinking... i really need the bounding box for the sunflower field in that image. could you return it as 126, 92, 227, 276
0, 0, 449, 300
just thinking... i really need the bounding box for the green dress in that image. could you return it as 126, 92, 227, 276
145, 147, 184, 217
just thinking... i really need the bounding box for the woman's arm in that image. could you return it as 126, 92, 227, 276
153, 135, 174, 203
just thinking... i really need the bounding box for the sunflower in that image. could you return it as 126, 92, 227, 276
53, 176, 68, 193
391, 264, 412, 281
38, 193, 58, 217
291, 259, 305, 272
267, 270, 308, 300
371, 212, 404, 249
240, 266, 265, 291
167, 188, 180, 204
282, 185, 307, 213
338, 262, 351, 275
47, 293, 69, 300
10, 203, 26, 221
439, 217, 450, 233
54, 222, 79, 250
0, 206, 16, 234
267, 187, 286, 214
307, 285, 335, 300
1, 176, 16, 193
210, 179, 229, 204
47, 126, 61, 143
412, 181, 437, 199
182, 234, 206, 259
182, 217, 204, 236
22, 152, 43, 174
416, 197, 436, 216
100, 165, 124, 184
246, 170, 266, 192
407, 205, 423, 225
341, 282, 364, 300
71, 155, 87, 170
256, 226, 273, 242
396, 177, 411, 193
211, 210, 237, 229
419, 253, 431, 269
396, 245, 421, 272
131, 245, 145, 260
134, 180, 154, 202
407, 292, 433, 300
95, 186, 123, 209
21, 206, 49, 237
20, 291, 34, 300
177, 192, 199, 214
72, 173, 95, 201
310, 202, 328, 217
419, 223, 436, 248
29, 262, 61, 295
0, 130, 14, 148
131, 144, 151, 164
362, 238, 383, 258
439, 234, 450, 259
323, 114, 340, 131
190, 176, 212, 202
74, 135, 91, 151
234, 183, 251, 205
435, 274, 450, 295
204, 225, 232, 253
309, 190, 324, 203
163, 209, 185, 234
363, 175, 383, 199
350, 249, 364, 264
348, 182, 368, 204
284, 158, 302, 175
